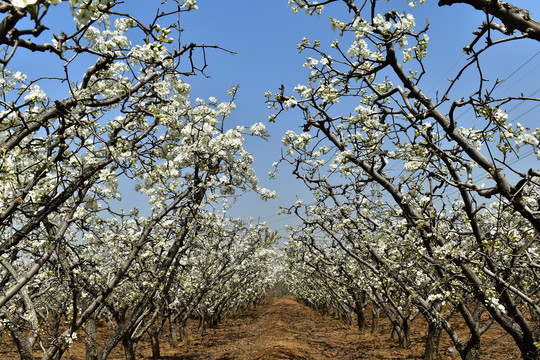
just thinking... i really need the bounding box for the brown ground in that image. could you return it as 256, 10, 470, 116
0, 296, 523, 359
162, 296, 521, 360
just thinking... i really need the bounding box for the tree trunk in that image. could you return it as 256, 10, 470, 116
459, 338, 481, 360
391, 322, 411, 349
424, 321, 442, 360
353, 292, 367, 331
198, 312, 206, 334
400, 330, 411, 349
524, 317, 540, 359
209, 314, 219, 328
149, 329, 160, 360
121, 336, 138, 360
356, 306, 367, 331
518, 342, 540, 360
533, 318, 540, 352
169, 316, 179, 348
371, 306, 380, 333
9, 328, 34, 360
391, 326, 398, 341
179, 319, 189, 344
85, 316, 98, 360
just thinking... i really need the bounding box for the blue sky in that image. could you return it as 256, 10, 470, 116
174, 0, 540, 234
8, 0, 540, 237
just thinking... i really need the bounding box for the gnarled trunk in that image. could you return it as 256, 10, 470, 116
355, 306, 367, 331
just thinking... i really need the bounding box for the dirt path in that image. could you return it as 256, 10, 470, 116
167, 296, 363, 359
0, 295, 522, 359
154, 296, 521, 360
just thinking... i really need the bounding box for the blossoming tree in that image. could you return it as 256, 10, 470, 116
270, 1, 540, 359
0, 0, 276, 359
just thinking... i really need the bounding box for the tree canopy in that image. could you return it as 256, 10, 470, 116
1, 1, 540, 360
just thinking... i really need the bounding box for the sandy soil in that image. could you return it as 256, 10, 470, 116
0, 296, 523, 359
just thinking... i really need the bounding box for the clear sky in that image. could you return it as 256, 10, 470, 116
9, 0, 540, 237
173, 0, 540, 235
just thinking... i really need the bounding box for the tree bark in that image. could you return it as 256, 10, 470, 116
394, 323, 411, 349
169, 315, 179, 348
424, 321, 442, 360
459, 339, 481, 360
85, 316, 98, 360
121, 336, 138, 360
149, 329, 160, 360
533, 317, 540, 343
438, 0, 540, 42
356, 306, 367, 331
371, 306, 380, 334
179, 319, 189, 344
198, 312, 206, 334
9, 327, 34, 360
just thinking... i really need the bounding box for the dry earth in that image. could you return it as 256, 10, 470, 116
165, 296, 521, 360
0, 296, 523, 359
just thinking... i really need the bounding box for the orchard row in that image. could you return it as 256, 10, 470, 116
275, 1, 540, 360
1, 1, 540, 360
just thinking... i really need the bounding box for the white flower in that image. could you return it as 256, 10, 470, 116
404, 160, 424, 172
494, 108, 508, 123
283, 98, 298, 108
24, 85, 47, 103
182, 0, 198, 10
11, 0, 38, 8
320, 57, 330, 66
249, 122, 267, 137
258, 187, 277, 200
12, 72, 27, 82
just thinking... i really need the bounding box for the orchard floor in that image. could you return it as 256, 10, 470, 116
158, 296, 521, 360
1, 296, 523, 359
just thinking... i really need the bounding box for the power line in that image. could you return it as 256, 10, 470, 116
500, 50, 540, 87
427, 55, 466, 95
506, 86, 540, 114
445, 49, 540, 124
513, 101, 540, 122
500, 62, 540, 94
